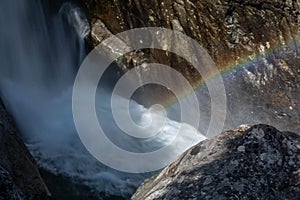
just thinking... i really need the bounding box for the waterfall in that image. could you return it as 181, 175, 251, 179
0, 0, 205, 198
0, 0, 88, 145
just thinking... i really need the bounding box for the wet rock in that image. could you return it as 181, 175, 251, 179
132, 124, 300, 200
80, 0, 299, 77
0, 99, 51, 199
79, 1, 300, 131
0, 167, 24, 200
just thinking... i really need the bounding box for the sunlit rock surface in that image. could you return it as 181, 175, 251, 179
0, 100, 51, 200
79, 0, 300, 132
132, 124, 300, 200
80, 0, 299, 77
1, 1, 299, 199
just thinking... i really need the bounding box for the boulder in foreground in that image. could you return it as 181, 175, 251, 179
132, 124, 300, 200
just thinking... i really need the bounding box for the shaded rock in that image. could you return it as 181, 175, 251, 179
0, 167, 24, 200
0, 99, 51, 199
132, 124, 300, 200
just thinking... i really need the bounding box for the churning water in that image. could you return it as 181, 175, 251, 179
1, 1, 299, 199
0, 0, 206, 198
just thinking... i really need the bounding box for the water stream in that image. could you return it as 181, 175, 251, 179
0, 0, 205, 199
1, 0, 299, 199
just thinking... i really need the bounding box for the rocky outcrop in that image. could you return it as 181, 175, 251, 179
132, 124, 300, 200
78, 0, 300, 131
0, 99, 51, 199
79, 0, 299, 78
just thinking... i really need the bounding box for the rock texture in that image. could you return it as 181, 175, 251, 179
0, 99, 51, 199
79, 0, 299, 78
132, 124, 300, 200
79, 0, 300, 132
0, 167, 24, 200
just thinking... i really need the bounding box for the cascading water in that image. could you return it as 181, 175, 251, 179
3, 0, 298, 199
0, 0, 206, 199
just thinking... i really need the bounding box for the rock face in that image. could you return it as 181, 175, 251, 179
81, 0, 299, 58
132, 124, 300, 200
79, 0, 299, 78
0, 99, 51, 199
79, 0, 300, 133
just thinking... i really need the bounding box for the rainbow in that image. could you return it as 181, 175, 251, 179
163, 33, 300, 108
198, 33, 300, 91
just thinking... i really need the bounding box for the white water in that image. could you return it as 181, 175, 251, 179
0, 0, 205, 198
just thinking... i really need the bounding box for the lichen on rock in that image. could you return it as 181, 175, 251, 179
132, 124, 300, 200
